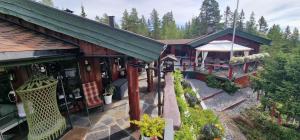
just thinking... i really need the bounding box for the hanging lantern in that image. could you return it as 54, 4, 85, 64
16, 76, 66, 140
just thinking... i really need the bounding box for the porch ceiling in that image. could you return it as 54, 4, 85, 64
0, 19, 77, 52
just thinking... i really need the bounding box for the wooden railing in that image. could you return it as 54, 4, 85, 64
163, 72, 181, 130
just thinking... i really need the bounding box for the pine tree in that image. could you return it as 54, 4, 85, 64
291, 28, 299, 47
245, 11, 257, 34
236, 9, 245, 30
223, 6, 233, 28
284, 26, 292, 40
137, 16, 149, 36
40, 0, 53, 7
149, 9, 161, 39
258, 16, 268, 34
80, 5, 87, 18
121, 10, 130, 30
199, 0, 221, 34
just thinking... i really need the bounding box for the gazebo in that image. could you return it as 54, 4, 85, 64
194, 40, 253, 69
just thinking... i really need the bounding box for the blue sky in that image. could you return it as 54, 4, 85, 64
52, 0, 300, 30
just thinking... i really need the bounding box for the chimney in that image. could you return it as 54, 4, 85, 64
108, 16, 115, 28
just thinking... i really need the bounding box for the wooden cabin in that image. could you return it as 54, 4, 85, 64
159, 28, 271, 64
0, 0, 164, 139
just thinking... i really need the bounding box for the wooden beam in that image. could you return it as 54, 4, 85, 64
127, 61, 140, 128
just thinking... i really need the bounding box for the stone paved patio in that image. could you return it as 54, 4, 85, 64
61, 73, 160, 140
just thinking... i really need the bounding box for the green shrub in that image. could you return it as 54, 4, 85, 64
206, 75, 222, 88
222, 80, 239, 94
175, 124, 195, 140
173, 69, 183, 82
176, 96, 188, 114
235, 108, 300, 140
182, 80, 191, 89
200, 123, 224, 140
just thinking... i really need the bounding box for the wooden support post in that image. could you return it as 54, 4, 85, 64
183, 63, 187, 71
208, 65, 213, 74
228, 65, 233, 80
147, 68, 154, 92
193, 62, 196, 71
243, 63, 249, 73
111, 61, 119, 81
127, 62, 140, 129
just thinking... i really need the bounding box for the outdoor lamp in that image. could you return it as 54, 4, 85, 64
40, 66, 46, 73
85, 60, 91, 72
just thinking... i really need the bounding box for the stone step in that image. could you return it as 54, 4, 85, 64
220, 98, 247, 112
202, 90, 224, 101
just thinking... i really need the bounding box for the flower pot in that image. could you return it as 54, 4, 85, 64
141, 136, 158, 140
104, 94, 112, 104
17, 102, 26, 117
214, 138, 221, 140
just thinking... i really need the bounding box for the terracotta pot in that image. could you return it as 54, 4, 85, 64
214, 138, 221, 140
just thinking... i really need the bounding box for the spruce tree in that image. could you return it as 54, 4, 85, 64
258, 16, 268, 34
291, 28, 299, 47
137, 16, 149, 36
95, 13, 109, 24
190, 17, 202, 37
149, 9, 161, 39
236, 9, 245, 30
161, 12, 179, 39
267, 24, 282, 44
199, 0, 221, 34
80, 5, 87, 18
183, 21, 192, 38
223, 6, 233, 28
121, 10, 129, 30
128, 8, 139, 33
245, 11, 257, 34
284, 26, 292, 40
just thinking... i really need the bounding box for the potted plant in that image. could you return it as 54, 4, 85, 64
131, 114, 165, 140
103, 84, 115, 104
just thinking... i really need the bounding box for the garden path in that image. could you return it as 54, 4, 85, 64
188, 79, 259, 140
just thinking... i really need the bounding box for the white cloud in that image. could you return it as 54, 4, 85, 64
52, 0, 300, 29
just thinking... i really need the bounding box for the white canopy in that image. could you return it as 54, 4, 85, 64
195, 40, 253, 69
195, 40, 253, 52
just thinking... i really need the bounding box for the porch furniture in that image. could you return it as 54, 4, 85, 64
82, 81, 104, 110
82, 81, 104, 127
112, 79, 128, 100
16, 76, 66, 140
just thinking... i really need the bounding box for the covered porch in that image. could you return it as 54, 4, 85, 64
61, 73, 161, 140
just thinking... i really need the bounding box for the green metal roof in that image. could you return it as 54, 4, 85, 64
188, 28, 272, 48
0, 0, 164, 62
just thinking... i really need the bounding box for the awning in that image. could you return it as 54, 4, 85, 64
195, 40, 252, 68
195, 40, 253, 52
